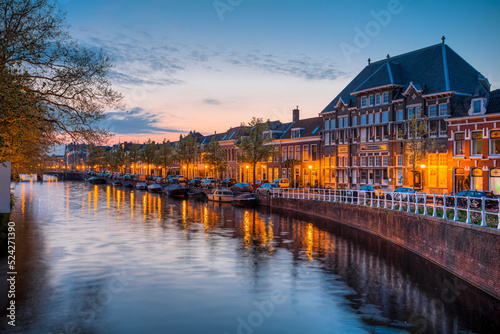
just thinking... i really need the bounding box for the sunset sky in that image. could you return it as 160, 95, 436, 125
59, 0, 500, 144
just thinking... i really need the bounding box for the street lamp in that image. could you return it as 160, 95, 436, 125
246, 165, 249, 183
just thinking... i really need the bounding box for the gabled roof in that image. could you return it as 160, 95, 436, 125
279, 117, 323, 140
321, 43, 489, 114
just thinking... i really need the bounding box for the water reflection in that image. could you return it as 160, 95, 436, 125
0, 181, 498, 334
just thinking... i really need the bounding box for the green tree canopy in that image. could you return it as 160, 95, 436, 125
203, 137, 227, 179
0, 0, 122, 171
155, 139, 174, 177
236, 117, 276, 190
176, 132, 199, 179
140, 139, 157, 176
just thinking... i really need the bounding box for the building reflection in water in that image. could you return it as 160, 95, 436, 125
6, 182, 499, 334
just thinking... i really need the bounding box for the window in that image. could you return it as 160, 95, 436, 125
395, 123, 404, 139
303, 145, 309, 161
415, 107, 421, 118
369, 156, 374, 167
288, 146, 294, 160
454, 133, 465, 156
324, 120, 330, 130
360, 128, 367, 142
429, 120, 438, 137
344, 156, 349, 167
473, 100, 481, 114
361, 115, 367, 125
311, 145, 317, 161
471, 132, 483, 155
344, 118, 349, 127
375, 156, 381, 167
376, 126, 383, 141
369, 95, 374, 106
331, 120, 336, 129
429, 105, 437, 117
490, 169, 500, 194
352, 116, 357, 127
383, 156, 389, 166
291, 129, 302, 138
361, 157, 367, 167
324, 133, 330, 146
368, 114, 374, 125
408, 108, 414, 119
439, 104, 447, 116
397, 155, 403, 166
396, 110, 404, 121
375, 94, 381, 105
361, 170, 367, 184
383, 92, 389, 104
491, 130, 500, 155
471, 168, 483, 190
382, 111, 389, 123
361, 96, 367, 108
282, 147, 287, 161
338, 118, 343, 128
295, 146, 301, 161
374, 113, 380, 124
439, 119, 447, 137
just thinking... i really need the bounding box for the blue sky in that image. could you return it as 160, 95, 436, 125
57, 0, 500, 143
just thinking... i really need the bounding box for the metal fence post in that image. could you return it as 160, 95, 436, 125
442, 194, 447, 219
432, 194, 437, 217
454, 196, 459, 221
466, 196, 472, 224
480, 196, 486, 227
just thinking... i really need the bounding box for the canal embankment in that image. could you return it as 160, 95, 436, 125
270, 197, 500, 299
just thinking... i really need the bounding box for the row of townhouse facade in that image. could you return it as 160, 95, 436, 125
72, 40, 500, 195
193, 40, 500, 194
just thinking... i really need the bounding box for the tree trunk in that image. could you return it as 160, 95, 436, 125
252, 163, 257, 192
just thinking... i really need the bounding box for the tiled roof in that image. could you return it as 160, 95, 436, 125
450, 89, 500, 118
279, 117, 323, 140
321, 43, 489, 114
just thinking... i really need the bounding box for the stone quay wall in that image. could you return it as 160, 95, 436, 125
271, 197, 500, 299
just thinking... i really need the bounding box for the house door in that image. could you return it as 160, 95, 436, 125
454, 168, 465, 193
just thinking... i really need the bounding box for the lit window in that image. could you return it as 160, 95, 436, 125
303, 145, 309, 161
471, 132, 483, 156
490, 130, 500, 155
454, 133, 465, 156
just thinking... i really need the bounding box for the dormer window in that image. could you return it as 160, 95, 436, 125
291, 128, 304, 138
469, 98, 486, 116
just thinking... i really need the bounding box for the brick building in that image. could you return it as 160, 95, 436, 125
447, 89, 500, 193
320, 39, 490, 193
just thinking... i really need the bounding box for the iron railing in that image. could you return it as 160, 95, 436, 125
271, 188, 500, 229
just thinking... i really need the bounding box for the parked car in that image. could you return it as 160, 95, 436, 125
252, 180, 269, 189
188, 179, 202, 187
221, 178, 237, 187
231, 183, 253, 192
445, 190, 499, 210
201, 179, 217, 189
256, 183, 280, 195
386, 187, 425, 202
272, 178, 290, 188
358, 185, 384, 199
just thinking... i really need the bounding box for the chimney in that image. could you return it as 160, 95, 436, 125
367, 58, 371, 65
293, 106, 299, 122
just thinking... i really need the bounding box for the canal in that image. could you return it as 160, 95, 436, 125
0, 181, 499, 333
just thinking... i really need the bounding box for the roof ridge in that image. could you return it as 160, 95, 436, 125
368, 43, 443, 66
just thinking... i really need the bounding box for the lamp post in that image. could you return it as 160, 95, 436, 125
420, 164, 426, 191
246, 165, 249, 183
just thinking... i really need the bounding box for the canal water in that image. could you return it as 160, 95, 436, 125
0, 181, 499, 334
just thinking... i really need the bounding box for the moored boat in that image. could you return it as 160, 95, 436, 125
207, 188, 235, 203
164, 184, 189, 198
147, 184, 162, 193
123, 183, 133, 188
136, 182, 148, 190
113, 181, 122, 187
231, 193, 257, 206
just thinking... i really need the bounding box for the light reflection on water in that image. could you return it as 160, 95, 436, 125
0, 181, 499, 334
